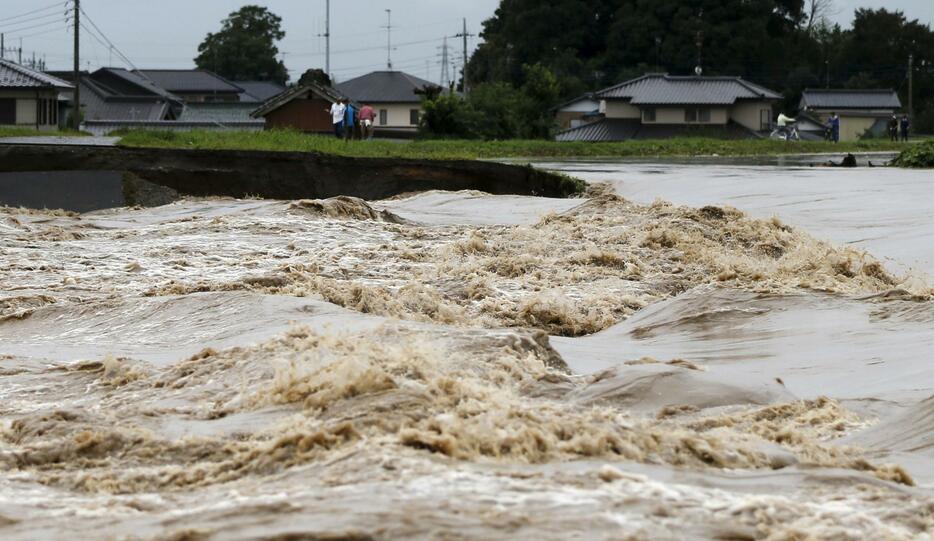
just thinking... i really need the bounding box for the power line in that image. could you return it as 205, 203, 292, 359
0, 1, 66, 24
0, 10, 64, 30
0, 18, 66, 35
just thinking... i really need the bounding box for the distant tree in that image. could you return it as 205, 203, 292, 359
298, 68, 331, 87
195, 5, 288, 84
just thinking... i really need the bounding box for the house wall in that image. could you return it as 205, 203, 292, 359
731, 101, 773, 131
264, 93, 334, 133
810, 110, 892, 141
175, 92, 240, 103
0, 89, 61, 130
604, 101, 641, 119
639, 106, 728, 125
373, 103, 422, 131
556, 111, 585, 129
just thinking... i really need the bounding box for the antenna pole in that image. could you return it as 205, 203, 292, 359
384, 9, 393, 69
73, 0, 81, 130
454, 19, 474, 95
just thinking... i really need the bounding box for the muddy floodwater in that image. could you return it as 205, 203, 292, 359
1, 159, 932, 540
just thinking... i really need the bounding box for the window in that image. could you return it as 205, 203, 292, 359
50, 99, 57, 125
410, 109, 420, 126
0, 99, 14, 124
760, 109, 771, 130
379, 109, 388, 126
685, 108, 710, 123
37, 100, 45, 125
642, 107, 656, 122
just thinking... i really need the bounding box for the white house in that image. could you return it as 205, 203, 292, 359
0, 59, 73, 131
336, 71, 438, 135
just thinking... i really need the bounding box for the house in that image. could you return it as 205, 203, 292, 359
137, 69, 244, 103
236, 80, 288, 104
799, 89, 902, 141
335, 71, 438, 135
556, 73, 782, 142
250, 81, 346, 134
0, 59, 73, 131
554, 93, 600, 130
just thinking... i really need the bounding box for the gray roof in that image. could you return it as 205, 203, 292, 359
137, 70, 243, 94
597, 74, 781, 105
236, 80, 288, 103
336, 71, 437, 103
0, 59, 73, 89
100, 68, 182, 102
800, 89, 901, 110
79, 76, 175, 122
251, 82, 346, 118
556, 118, 758, 142
178, 103, 264, 123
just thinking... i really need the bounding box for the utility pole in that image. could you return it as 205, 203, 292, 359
825, 60, 830, 88
384, 9, 393, 70
440, 37, 450, 89
325, 0, 330, 77
908, 54, 914, 123
73, 0, 81, 130
454, 19, 474, 95
1, 34, 4, 60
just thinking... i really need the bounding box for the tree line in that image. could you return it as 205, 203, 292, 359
428, 0, 932, 138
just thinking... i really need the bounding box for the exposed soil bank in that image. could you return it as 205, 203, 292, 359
0, 145, 582, 210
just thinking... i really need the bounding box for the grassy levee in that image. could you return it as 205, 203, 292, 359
116, 129, 911, 160
0, 127, 88, 138
891, 140, 934, 168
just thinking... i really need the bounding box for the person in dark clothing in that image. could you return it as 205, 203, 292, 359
900, 115, 910, 142
888, 115, 899, 142
829, 112, 840, 143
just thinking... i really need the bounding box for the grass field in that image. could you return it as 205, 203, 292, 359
115, 129, 915, 160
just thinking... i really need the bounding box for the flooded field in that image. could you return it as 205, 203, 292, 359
1, 160, 932, 540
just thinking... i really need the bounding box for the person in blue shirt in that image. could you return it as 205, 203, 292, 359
900, 114, 911, 142
344, 101, 356, 141
829, 112, 840, 143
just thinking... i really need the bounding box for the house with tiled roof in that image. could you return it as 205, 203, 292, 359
556, 73, 782, 142
336, 71, 439, 134
0, 59, 73, 131
251, 81, 346, 134
800, 89, 902, 141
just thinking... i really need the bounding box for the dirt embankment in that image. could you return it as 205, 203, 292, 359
0, 145, 584, 208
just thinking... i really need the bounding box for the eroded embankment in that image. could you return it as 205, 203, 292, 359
0, 145, 583, 210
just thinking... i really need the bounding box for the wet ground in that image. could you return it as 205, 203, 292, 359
0, 159, 932, 540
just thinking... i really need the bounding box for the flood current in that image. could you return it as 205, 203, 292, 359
0, 158, 932, 540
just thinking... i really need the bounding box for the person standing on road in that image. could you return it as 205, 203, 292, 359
900, 114, 911, 142
329, 99, 346, 139
829, 112, 840, 143
358, 103, 376, 140
344, 100, 356, 141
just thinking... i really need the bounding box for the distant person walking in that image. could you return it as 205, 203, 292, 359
829, 112, 840, 143
344, 100, 356, 141
888, 115, 899, 141
329, 99, 346, 139
900, 114, 910, 142
359, 103, 376, 140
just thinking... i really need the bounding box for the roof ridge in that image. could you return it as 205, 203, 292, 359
803, 88, 895, 93
0, 58, 72, 88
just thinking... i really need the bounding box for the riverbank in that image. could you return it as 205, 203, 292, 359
114, 129, 916, 160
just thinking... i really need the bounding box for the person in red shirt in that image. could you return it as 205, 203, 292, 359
358, 104, 376, 140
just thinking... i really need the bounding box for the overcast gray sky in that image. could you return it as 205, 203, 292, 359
1, 0, 930, 83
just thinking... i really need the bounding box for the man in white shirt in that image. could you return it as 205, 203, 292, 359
329, 100, 346, 139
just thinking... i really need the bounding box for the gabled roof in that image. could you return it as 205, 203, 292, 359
336, 71, 437, 103
95, 68, 182, 102
250, 81, 346, 118
0, 59, 73, 90
556, 118, 759, 142
178, 102, 265, 123
596, 73, 781, 105
236, 80, 288, 103
137, 69, 243, 94
800, 89, 901, 110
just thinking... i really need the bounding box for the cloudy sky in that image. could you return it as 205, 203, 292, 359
1, 0, 930, 84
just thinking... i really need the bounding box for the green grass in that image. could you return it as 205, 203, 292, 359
0, 127, 88, 138
891, 140, 934, 168
115, 129, 913, 160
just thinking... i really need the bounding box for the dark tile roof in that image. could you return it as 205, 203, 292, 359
236, 81, 288, 103
336, 71, 437, 103
0, 59, 73, 89
556, 118, 759, 142
596, 74, 781, 105
178, 103, 265, 124
251, 82, 346, 118
78, 75, 176, 122
800, 89, 901, 110
96, 68, 182, 102
137, 70, 243, 94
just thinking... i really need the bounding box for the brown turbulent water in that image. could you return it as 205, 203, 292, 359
1, 165, 933, 540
